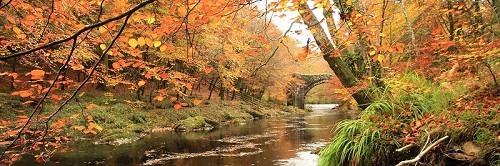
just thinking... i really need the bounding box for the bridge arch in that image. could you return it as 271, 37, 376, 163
287, 73, 333, 109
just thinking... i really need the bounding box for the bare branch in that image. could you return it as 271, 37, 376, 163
0, 0, 156, 60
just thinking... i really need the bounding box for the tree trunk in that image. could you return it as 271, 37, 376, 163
298, 2, 374, 108
219, 82, 225, 100
10, 57, 16, 91
208, 77, 219, 100
447, 0, 455, 41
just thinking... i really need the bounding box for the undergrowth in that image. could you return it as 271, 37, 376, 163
318, 72, 482, 165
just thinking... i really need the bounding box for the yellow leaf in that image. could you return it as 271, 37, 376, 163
70, 114, 79, 119
153, 41, 162, 48
78, 92, 86, 97
12, 27, 22, 34
98, 26, 106, 34
309, 29, 316, 34
129, 38, 138, 48
156, 96, 164, 101
138, 80, 146, 86
100, 44, 107, 50
137, 37, 146, 47
91, 123, 103, 131
178, 7, 187, 17
377, 54, 384, 62
73, 126, 85, 131
147, 17, 155, 24
17, 34, 26, 39
369, 50, 376, 56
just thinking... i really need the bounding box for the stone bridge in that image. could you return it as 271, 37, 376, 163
287, 73, 333, 109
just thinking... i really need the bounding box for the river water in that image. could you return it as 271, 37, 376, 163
18, 104, 357, 166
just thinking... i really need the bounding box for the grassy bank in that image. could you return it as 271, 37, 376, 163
319, 73, 499, 165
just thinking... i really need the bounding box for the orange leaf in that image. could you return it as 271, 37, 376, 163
169, 97, 177, 102
86, 104, 99, 110
112, 62, 121, 69
174, 104, 182, 110
6, 16, 15, 23
205, 67, 212, 74
193, 100, 202, 106
9, 73, 18, 79
30, 69, 45, 80
138, 37, 146, 46
50, 94, 62, 101
218, 57, 227, 63
18, 90, 32, 98
178, 7, 188, 17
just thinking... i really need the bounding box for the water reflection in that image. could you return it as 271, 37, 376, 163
16, 104, 357, 166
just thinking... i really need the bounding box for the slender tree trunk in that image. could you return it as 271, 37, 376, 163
10, 57, 16, 91
400, 0, 418, 56
447, 0, 455, 41
219, 82, 225, 100
208, 77, 219, 100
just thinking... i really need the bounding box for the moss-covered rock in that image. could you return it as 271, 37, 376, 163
174, 116, 217, 132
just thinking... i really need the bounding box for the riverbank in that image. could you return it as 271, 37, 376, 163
0, 92, 307, 147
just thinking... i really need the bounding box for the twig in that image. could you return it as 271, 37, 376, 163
396, 136, 449, 166
39, 0, 55, 39
396, 143, 417, 152
0, 0, 12, 9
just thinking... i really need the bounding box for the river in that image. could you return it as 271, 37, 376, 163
17, 104, 357, 166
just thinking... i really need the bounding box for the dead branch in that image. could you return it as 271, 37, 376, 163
396, 136, 449, 166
